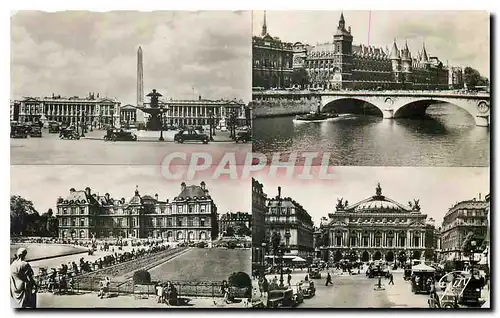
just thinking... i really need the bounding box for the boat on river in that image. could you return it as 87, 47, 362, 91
293, 111, 339, 123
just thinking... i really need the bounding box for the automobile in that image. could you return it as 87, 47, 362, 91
48, 121, 60, 133
174, 129, 210, 144
104, 129, 137, 141
59, 128, 80, 140
11, 124, 28, 138
292, 286, 304, 304
298, 280, 316, 298
30, 126, 42, 137
235, 130, 251, 143
267, 288, 297, 308
308, 266, 322, 279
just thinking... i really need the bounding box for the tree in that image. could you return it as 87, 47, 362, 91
291, 68, 310, 89
224, 226, 235, 237
464, 66, 489, 90
10, 195, 38, 236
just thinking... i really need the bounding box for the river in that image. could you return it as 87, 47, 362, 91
253, 103, 490, 167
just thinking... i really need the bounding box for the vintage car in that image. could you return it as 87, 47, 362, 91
104, 129, 137, 141
235, 130, 252, 143
308, 266, 322, 279
367, 265, 391, 278
59, 128, 80, 140
174, 129, 210, 144
48, 121, 61, 133
267, 288, 298, 308
298, 280, 316, 298
10, 124, 28, 138
30, 126, 42, 137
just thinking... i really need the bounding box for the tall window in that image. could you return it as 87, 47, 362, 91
188, 205, 193, 213
187, 217, 194, 227
167, 218, 172, 227
200, 218, 205, 227
177, 218, 183, 227
80, 218, 85, 227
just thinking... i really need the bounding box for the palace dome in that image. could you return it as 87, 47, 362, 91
354, 198, 405, 212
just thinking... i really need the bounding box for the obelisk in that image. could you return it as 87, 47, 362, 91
136, 46, 145, 123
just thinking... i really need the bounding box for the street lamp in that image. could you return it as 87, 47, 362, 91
261, 242, 267, 278
278, 244, 285, 288
470, 240, 477, 274
208, 111, 214, 141
80, 111, 86, 137
158, 105, 168, 141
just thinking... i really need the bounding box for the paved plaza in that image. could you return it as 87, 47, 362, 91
11, 128, 251, 165
253, 269, 429, 308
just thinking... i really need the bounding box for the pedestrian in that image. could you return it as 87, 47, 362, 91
388, 272, 394, 285
287, 273, 292, 286
10, 248, 38, 308
262, 277, 269, 298
325, 272, 333, 286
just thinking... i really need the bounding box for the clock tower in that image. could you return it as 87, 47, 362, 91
332, 12, 353, 89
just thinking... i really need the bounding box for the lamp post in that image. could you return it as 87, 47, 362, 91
208, 111, 214, 141
261, 242, 267, 278
158, 105, 168, 141
80, 111, 86, 137
110, 109, 115, 128
278, 244, 285, 288
470, 240, 476, 274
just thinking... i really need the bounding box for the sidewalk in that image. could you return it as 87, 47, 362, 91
81, 129, 237, 143
37, 291, 249, 308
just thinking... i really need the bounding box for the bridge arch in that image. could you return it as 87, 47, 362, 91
393, 98, 489, 126
321, 97, 383, 117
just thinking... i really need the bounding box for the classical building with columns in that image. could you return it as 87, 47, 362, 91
266, 186, 315, 257
317, 183, 435, 263
162, 98, 247, 127
15, 93, 120, 127
56, 181, 218, 242
120, 104, 137, 125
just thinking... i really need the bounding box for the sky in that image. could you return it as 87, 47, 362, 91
252, 10, 490, 78
11, 11, 252, 104
254, 167, 489, 227
10, 165, 251, 215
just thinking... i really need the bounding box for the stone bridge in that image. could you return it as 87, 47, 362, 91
253, 90, 490, 126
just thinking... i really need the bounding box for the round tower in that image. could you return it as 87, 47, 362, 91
389, 39, 401, 84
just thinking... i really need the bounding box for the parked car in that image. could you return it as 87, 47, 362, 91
235, 130, 251, 143
267, 288, 297, 308
104, 129, 137, 141
30, 126, 42, 137
308, 266, 322, 279
48, 121, 60, 133
59, 128, 80, 140
174, 129, 209, 144
10, 124, 28, 138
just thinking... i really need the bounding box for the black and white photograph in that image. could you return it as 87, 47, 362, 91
10, 11, 252, 166
251, 167, 490, 308
10, 165, 252, 308
251, 11, 490, 167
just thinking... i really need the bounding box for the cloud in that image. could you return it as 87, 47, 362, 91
11, 11, 251, 103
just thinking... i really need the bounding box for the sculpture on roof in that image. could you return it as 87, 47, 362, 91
413, 199, 421, 211
336, 198, 345, 211
376, 183, 382, 196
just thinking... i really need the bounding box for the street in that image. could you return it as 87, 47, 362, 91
10, 129, 251, 165
254, 270, 429, 308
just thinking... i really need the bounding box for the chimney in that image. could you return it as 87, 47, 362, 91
166, 199, 169, 203
155, 193, 159, 201
69, 188, 76, 193
85, 187, 91, 196
200, 181, 206, 190
278, 186, 281, 199
181, 182, 186, 191
198, 95, 202, 101
479, 193, 482, 200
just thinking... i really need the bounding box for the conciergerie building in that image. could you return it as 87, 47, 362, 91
253, 12, 463, 90
56, 182, 218, 242
317, 183, 437, 263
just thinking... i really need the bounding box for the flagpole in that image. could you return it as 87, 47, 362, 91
368, 11, 372, 46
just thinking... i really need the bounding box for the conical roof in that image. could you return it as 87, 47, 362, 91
389, 40, 400, 59
421, 42, 429, 62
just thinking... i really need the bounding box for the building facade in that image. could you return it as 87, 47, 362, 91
15, 93, 120, 127
252, 12, 294, 89
120, 105, 138, 125
252, 178, 268, 266
440, 197, 489, 261
253, 12, 463, 91
218, 212, 251, 236
318, 183, 434, 263
56, 182, 218, 242
266, 186, 315, 257
11, 100, 20, 122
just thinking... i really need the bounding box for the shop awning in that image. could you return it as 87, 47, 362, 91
292, 256, 307, 262
411, 263, 436, 272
